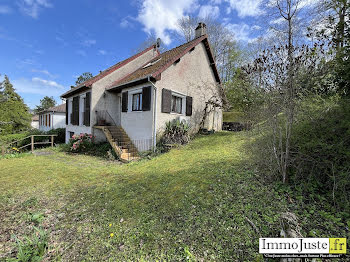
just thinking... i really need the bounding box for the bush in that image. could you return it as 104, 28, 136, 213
46, 128, 66, 144
0, 128, 66, 149
290, 96, 350, 212
250, 95, 350, 214
159, 119, 190, 151
68, 133, 94, 153
61, 139, 118, 160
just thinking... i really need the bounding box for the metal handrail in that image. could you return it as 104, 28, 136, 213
95, 110, 117, 126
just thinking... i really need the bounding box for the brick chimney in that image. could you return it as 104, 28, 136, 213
195, 22, 207, 38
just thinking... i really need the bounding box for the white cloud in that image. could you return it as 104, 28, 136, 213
32, 77, 64, 88
226, 23, 256, 42
12, 77, 65, 96
137, 0, 199, 45
31, 69, 57, 78
82, 39, 96, 47
17, 0, 52, 18
55, 36, 66, 46
98, 50, 107, 55
299, 0, 321, 8
225, 0, 263, 17
0, 5, 12, 14
198, 5, 220, 19
76, 50, 87, 57
252, 25, 261, 30
120, 16, 136, 28
16, 58, 39, 69
270, 17, 285, 25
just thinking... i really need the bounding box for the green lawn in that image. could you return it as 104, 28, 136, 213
222, 111, 244, 122
0, 132, 347, 261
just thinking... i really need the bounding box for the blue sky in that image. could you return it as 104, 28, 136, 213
0, 0, 296, 109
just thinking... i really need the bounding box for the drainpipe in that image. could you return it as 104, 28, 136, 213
148, 76, 157, 152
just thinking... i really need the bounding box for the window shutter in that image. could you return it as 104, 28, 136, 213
161, 88, 171, 113
65, 102, 68, 125
186, 96, 193, 116
72, 96, 80, 125
122, 91, 128, 112
84, 92, 91, 126
142, 86, 151, 111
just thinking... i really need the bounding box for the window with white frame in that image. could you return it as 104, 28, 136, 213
171, 95, 183, 114
132, 92, 142, 111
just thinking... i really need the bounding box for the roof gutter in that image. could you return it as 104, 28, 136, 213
107, 75, 155, 92
148, 76, 158, 152
61, 85, 90, 99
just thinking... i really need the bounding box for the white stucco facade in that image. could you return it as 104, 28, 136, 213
38, 112, 66, 132
154, 42, 222, 134
62, 33, 222, 152
64, 47, 158, 143
108, 41, 222, 151
31, 120, 39, 129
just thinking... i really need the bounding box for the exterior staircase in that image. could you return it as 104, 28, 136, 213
98, 126, 139, 162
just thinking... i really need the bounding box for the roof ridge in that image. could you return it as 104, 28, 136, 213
151, 35, 207, 79
61, 44, 159, 98
77, 44, 157, 88
38, 103, 66, 114
107, 35, 208, 89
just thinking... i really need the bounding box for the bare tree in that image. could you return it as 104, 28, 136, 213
310, 0, 349, 51
177, 16, 237, 82
131, 33, 167, 55
246, 0, 309, 183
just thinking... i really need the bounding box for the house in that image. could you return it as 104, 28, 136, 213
61, 23, 222, 161
31, 115, 39, 129
38, 104, 66, 132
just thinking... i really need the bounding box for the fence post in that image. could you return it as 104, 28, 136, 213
31, 135, 34, 153
51, 135, 54, 147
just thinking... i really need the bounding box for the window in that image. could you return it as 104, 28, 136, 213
171, 95, 182, 114
82, 97, 86, 125
69, 132, 74, 138
132, 93, 142, 111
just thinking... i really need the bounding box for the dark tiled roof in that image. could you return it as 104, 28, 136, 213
39, 103, 66, 114
107, 35, 215, 90
107, 35, 221, 90
61, 45, 159, 98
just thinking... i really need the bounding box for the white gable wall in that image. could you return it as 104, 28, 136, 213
155, 42, 222, 134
